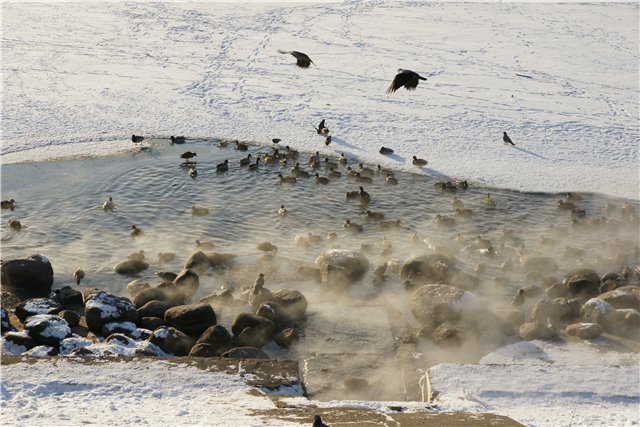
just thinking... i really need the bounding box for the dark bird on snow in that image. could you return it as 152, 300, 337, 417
314, 119, 329, 135
386, 69, 427, 94
412, 156, 428, 167
324, 135, 332, 146
272, 138, 281, 144
503, 132, 515, 146
379, 146, 394, 155
170, 136, 186, 144
278, 49, 315, 68
313, 415, 330, 427
181, 151, 197, 163
131, 134, 144, 143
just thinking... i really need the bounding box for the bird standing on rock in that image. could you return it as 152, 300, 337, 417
253, 273, 265, 294
503, 132, 515, 146
278, 49, 315, 68
386, 69, 427, 93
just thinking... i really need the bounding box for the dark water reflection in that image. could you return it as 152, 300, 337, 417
2, 139, 638, 400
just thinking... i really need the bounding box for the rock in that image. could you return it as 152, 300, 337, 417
1, 255, 54, 298
1, 307, 15, 334
531, 298, 581, 324
581, 298, 615, 324
248, 288, 273, 313
231, 313, 276, 338
184, 251, 211, 274
545, 281, 568, 299
24, 314, 72, 347
194, 324, 233, 356
58, 310, 80, 327
565, 322, 603, 340
448, 270, 480, 291
563, 269, 600, 298
84, 291, 138, 336
15, 298, 62, 323
148, 326, 194, 356
271, 289, 308, 320
173, 269, 200, 300
221, 346, 269, 359
409, 284, 477, 329
522, 256, 558, 273
113, 259, 149, 276
164, 303, 217, 337
295, 264, 321, 282
519, 321, 559, 340
138, 317, 164, 331
431, 322, 461, 346
105, 333, 137, 346
256, 302, 292, 331
598, 286, 640, 310
400, 254, 457, 285
234, 326, 268, 348
189, 343, 220, 357
127, 279, 151, 297
155, 283, 187, 306
59, 336, 93, 356
52, 286, 84, 308
137, 300, 172, 319
606, 309, 640, 338
101, 321, 144, 339
133, 286, 184, 308
273, 328, 299, 349
2, 332, 36, 353
24, 345, 59, 357
206, 253, 237, 270
315, 249, 369, 284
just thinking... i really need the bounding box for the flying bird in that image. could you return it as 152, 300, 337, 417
386, 69, 427, 94
314, 119, 329, 135
278, 49, 315, 68
503, 132, 515, 146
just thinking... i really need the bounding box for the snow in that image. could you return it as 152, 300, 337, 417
24, 315, 71, 340
1, 1, 637, 200
1, 1, 639, 426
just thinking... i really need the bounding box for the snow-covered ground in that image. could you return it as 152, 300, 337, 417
1, 1, 639, 426
1, 1, 638, 199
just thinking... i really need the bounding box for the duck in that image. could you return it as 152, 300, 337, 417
359, 186, 371, 205
346, 190, 359, 200
435, 214, 455, 227
191, 205, 210, 216
73, 269, 85, 285
248, 158, 261, 171
455, 208, 473, 219
235, 141, 248, 151
434, 181, 457, 193
314, 119, 329, 135
284, 146, 299, 159
412, 156, 428, 167
379, 146, 394, 155
363, 210, 385, 221
216, 159, 229, 172
130, 225, 144, 238
324, 158, 338, 170
218, 140, 229, 148
343, 218, 363, 232
240, 154, 252, 166
189, 167, 198, 178
180, 151, 197, 163
451, 197, 464, 209
327, 168, 342, 178
277, 205, 288, 217
272, 138, 281, 144
314, 173, 330, 185
381, 219, 402, 230
557, 199, 575, 210
127, 250, 146, 261
257, 242, 278, 252
308, 151, 321, 164
291, 163, 310, 178
170, 135, 186, 144
339, 153, 348, 164
511, 289, 525, 306
156, 252, 176, 264
454, 179, 469, 190
385, 173, 398, 185
102, 196, 115, 211
345, 166, 358, 177
132, 134, 144, 143
195, 240, 214, 251
1, 199, 16, 210
324, 136, 332, 146
355, 173, 373, 184
503, 132, 515, 146
277, 173, 297, 184
358, 163, 375, 177
483, 193, 496, 207
377, 165, 393, 176
278, 49, 315, 68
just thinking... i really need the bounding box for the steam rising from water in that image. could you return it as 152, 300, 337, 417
2, 139, 638, 401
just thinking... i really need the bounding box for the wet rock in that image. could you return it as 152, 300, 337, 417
606, 309, 640, 338
1, 255, 54, 298
598, 286, 640, 310
519, 321, 559, 341
1, 307, 15, 334
173, 269, 200, 300
271, 289, 308, 321
234, 326, 269, 348
15, 298, 61, 323
221, 346, 269, 359
563, 269, 600, 298
565, 322, 603, 340
184, 251, 211, 274
113, 259, 149, 276
431, 322, 462, 346
138, 317, 164, 331
148, 326, 194, 356
231, 313, 276, 338
409, 284, 477, 330
581, 298, 614, 324
545, 281, 568, 299
256, 302, 292, 331
127, 279, 151, 297
133, 285, 185, 308
24, 314, 72, 347
137, 300, 172, 319
164, 303, 217, 337
58, 310, 80, 328
400, 254, 457, 285
84, 291, 138, 336
522, 256, 558, 273
315, 249, 370, 284
194, 324, 233, 356
2, 332, 36, 353
531, 298, 580, 324
273, 328, 299, 349
52, 286, 84, 308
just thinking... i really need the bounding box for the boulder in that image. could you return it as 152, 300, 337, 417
234, 326, 269, 348
184, 251, 210, 274
531, 298, 581, 324
581, 298, 614, 324
563, 269, 600, 298
127, 279, 151, 297
101, 321, 147, 339
2, 332, 36, 353
606, 308, 640, 338
148, 326, 194, 356
164, 303, 216, 337
113, 259, 149, 276
25, 345, 59, 357
400, 254, 456, 285
256, 302, 291, 331
598, 286, 640, 310
565, 322, 603, 340
206, 253, 237, 270
189, 343, 220, 357
59, 336, 93, 356
231, 313, 275, 338
194, 324, 233, 356
519, 321, 559, 341
24, 314, 72, 347
431, 322, 462, 346
1, 307, 15, 334
138, 317, 164, 331
137, 300, 172, 319
409, 284, 477, 329
15, 298, 62, 323
173, 269, 200, 300
545, 282, 568, 299
271, 289, 308, 320
52, 286, 84, 308
133, 286, 184, 308
315, 249, 369, 284
84, 291, 138, 336
1, 255, 54, 297
221, 346, 269, 359
58, 310, 80, 328
248, 288, 273, 313
522, 256, 558, 273
155, 283, 187, 306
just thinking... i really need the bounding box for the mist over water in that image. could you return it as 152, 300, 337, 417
2, 139, 638, 401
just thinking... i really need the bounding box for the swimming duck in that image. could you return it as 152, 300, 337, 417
435, 214, 455, 227
346, 190, 359, 200
328, 168, 342, 178
132, 134, 144, 143
324, 158, 338, 170
170, 136, 186, 144
195, 240, 214, 251
355, 173, 373, 184
127, 250, 146, 261
277, 173, 297, 184
343, 219, 363, 232
257, 242, 278, 252
240, 154, 252, 166
73, 269, 85, 285
248, 158, 261, 171
309, 158, 320, 170
291, 163, 310, 178
191, 205, 210, 216
216, 159, 229, 172
455, 208, 473, 219
130, 225, 144, 238
345, 166, 358, 178
314, 173, 330, 185
284, 146, 299, 159
557, 199, 575, 210
156, 252, 176, 264
377, 165, 393, 176
483, 193, 496, 206
277, 205, 288, 217
1, 199, 16, 210
412, 156, 428, 167
358, 163, 375, 177
435, 181, 457, 193
454, 179, 469, 190
363, 210, 385, 221
218, 140, 229, 148
181, 151, 197, 163
385, 174, 398, 185
339, 153, 348, 164
359, 186, 371, 205
102, 196, 115, 211
379, 146, 394, 155
380, 219, 402, 230
189, 167, 198, 178
235, 141, 248, 151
